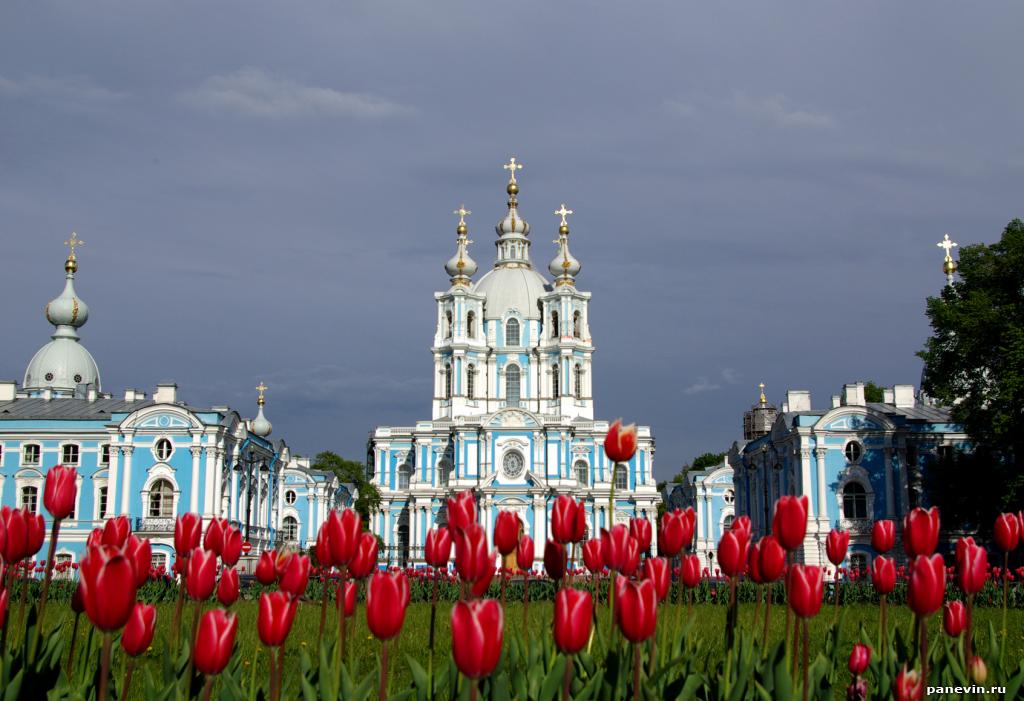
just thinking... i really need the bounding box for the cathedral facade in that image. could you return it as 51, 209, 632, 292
369, 160, 659, 566
0, 240, 344, 573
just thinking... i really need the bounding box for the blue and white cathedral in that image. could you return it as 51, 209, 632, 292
0, 236, 346, 573
369, 159, 659, 566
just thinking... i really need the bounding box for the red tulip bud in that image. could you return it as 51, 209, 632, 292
493, 511, 522, 555
121, 603, 156, 657
943, 600, 966, 637
582, 537, 604, 574
658, 508, 694, 557
848, 643, 871, 675
43, 465, 78, 520
194, 609, 238, 676
174, 514, 202, 558
1, 507, 27, 563
787, 564, 824, 619
366, 570, 410, 641
425, 527, 452, 569
326, 509, 362, 567
551, 496, 586, 545
630, 517, 652, 555
604, 419, 638, 464
871, 555, 896, 595
994, 512, 1020, 553
451, 599, 504, 679
255, 550, 278, 585
553, 588, 592, 654
717, 530, 747, 578
446, 491, 477, 534
907, 554, 946, 617
80, 544, 137, 631
681, 554, 702, 589
349, 532, 379, 580
279, 553, 311, 599
257, 590, 298, 647
221, 526, 243, 567
26, 511, 45, 557
955, 537, 988, 595
516, 535, 535, 572
101, 516, 131, 548
642, 557, 670, 601
826, 529, 850, 566
217, 567, 240, 607
186, 548, 218, 601
894, 665, 924, 701
871, 520, 895, 554
544, 539, 567, 582
124, 534, 152, 587
315, 523, 335, 569
772, 496, 808, 551
903, 507, 940, 558
337, 580, 357, 618
203, 518, 229, 556
614, 575, 657, 642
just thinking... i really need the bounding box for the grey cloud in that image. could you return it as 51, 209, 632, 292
0, 74, 125, 103
733, 92, 835, 129
684, 378, 721, 396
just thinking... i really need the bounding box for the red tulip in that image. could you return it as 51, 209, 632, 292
315, 523, 335, 569
907, 554, 946, 616
71, 581, 86, 614
642, 557, 670, 601
349, 532, 379, 580
0, 507, 27, 563
681, 554, 702, 588
174, 513, 202, 558
121, 603, 156, 656
366, 570, 410, 641
446, 491, 477, 533
217, 567, 240, 607
826, 529, 850, 566
553, 588, 593, 654
658, 508, 694, 557
279, 553, 311, 598
870, 519, 895, 554
255, 550, 278, 585
615, 576, 657, 643
601, 524, 635, 572
872, 556, 896, 595
493, 511, 522, 555
0, 589, 7, 629
903, 507, 940, 558
516, 535, 535, 571
187, 548, 218, 600
730, 514, 752, 542
630, 517, 653, 555
327, 509, 362, 567
194, 609, 238, 676
544, 539, 567, 582
943, 600, 966, 637
756, 535, 786, 582
955, 537, 988, 595
203, 518, 229, 556
101, 516, 132, 548
894, 665, 924, 701
717, 530, 747, 578
454, 523, 494, 587
258, 590, 298, 647
124, 535, 152, 587
79, 544, 137, 631
604, 419, 638, 464
451, 599, 504, 679
221, 526, 243, 567
337, 580, 357, 618
848, 643, 871, 675
43, 465, 78, 520
86, 527, 104, 551
787, 564, 824, 618
994, 513, 1020, 552
772, 496, 808, 551
425, 527, 452, 569
551, 495, 586, 544
582, 537, 604, 574
969, 656, 987, 684
26, 511, 45, 557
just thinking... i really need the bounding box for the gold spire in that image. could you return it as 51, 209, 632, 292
454, 204, 471, 227
758, 382, 766, 406
63, 232, 84, 273
256, 381, 268, 407
502, 156, 523, 184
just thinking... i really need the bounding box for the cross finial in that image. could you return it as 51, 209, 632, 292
64, 232, 84, 259
503, 156, 523, 183
256, 381, 268, 406
554, 204, 574, 227
454, 204, 472, 227
937, 233, 958, 259
758, 382, 766, 405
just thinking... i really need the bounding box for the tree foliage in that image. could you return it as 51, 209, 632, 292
863, 381, 884, 403
310, 450, 382, 524
918, 218, 1024, 513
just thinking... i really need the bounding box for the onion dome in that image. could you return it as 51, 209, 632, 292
548, 203, 581, 286
494, 157, 532, 266
24, 234, 101, 394
445, 205, 478, 286
251, 381, 273, 437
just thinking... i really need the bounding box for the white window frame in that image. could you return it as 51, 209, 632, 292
505, 364, 521, 407
21, 443, 41, 467
574, 460, 588, 486
153, 437, 175, 463
61, 443, 81, 466
505, 318, 521, 347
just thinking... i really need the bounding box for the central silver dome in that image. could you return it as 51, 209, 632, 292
472, 266, 550, 320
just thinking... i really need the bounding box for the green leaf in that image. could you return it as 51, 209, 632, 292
538, 654, 566, 701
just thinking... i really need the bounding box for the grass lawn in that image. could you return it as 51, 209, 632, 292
21, 599, 1024, 699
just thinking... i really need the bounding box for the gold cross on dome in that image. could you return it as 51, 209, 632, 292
758, 382, 766, 404
256, 382, 268, 400
937, 233, 958, 258
503, 156, 523, 183
454, 205, 471, 226
64, 232, 84, 258
554, 204, 574, 226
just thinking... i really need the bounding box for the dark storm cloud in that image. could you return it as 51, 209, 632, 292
2, 1, 1022, 478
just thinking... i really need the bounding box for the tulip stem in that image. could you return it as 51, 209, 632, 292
878, 594, 887, 657
318, 569, 330, 647
172, 565, 187, 651
333, 566, 348, 696
522, 572, 530, 657
833, 569, 840, 620
632, 642, 641, 701
965, 593, 974, 666
563, 653, 573, 701
65, 612, 80, 678
801, 619, 809, 701
98, 632, 112, 701
469, 678, 478, 701
200, 676, 214, 701
33, 518, 61, 659
607, 570, 616, 650
18, 558, 30, 632
378, 640, 389, 701
919, 615, 928, 687
184, 600, 202, 689
122, 659, 135, 701
1001, 551, 1009, 668
429, 568, 438, 695
762, 589, 772, 657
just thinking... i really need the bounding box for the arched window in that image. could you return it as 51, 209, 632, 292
154, 438, 173, 462
551, 311, 559, 338
444, 364, 452, 400
849, 552, 868, 573
724, 489, 735, 504
505, 318, 520, 346
467, 364, 475, 399
285, 490, 297, 505
574, 364, 583, 399
573, 311, 581, 338
723, 514, 735, 531
282, 516, 299, 542
445, 310, 453, 338
96, 486, 108, 519
505, 365, 521, 407
467, 311, 475, 338
61, 444, 80, 465
20, 485, 38, 513
22, 444, 40, 466
148, 479, 174, 518
552, 364, 560, 399
438, 460, 452, 487
398, 464, 413, 490
615, 465, 628, 490
574, 460, 588, 485
842, 482, 868, 519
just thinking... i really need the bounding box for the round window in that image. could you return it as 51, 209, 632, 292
73, 374, 82, 383
845, 441, 863, 464
724, 490, 735, 504
154, 438, 173, 462
285, 490, 297, 505
45, 372, 54, 382
502, 451, 525, 479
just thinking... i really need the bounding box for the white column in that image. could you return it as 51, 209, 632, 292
106, 445, 120, 519
276, 469, 285, 531
800, 445, 817, 521
190, 446, 202, 514
532, 497, 544, 562
119, 446, 134, 515
306, 493, 315, 539
813, 448, 827, 523
231, 471, 239, 522
484, 496, 494, 546
696, 487, 706, 545
883, 446, 895, 518
208, 447, 220, 517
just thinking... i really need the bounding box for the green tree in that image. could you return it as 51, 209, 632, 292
918, 218, 1024, 515
665, 450, 728, 485
310, 451, 382, 524
863, 381, 884, 403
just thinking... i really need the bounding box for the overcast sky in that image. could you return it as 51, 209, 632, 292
2, 2, 1022, 479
